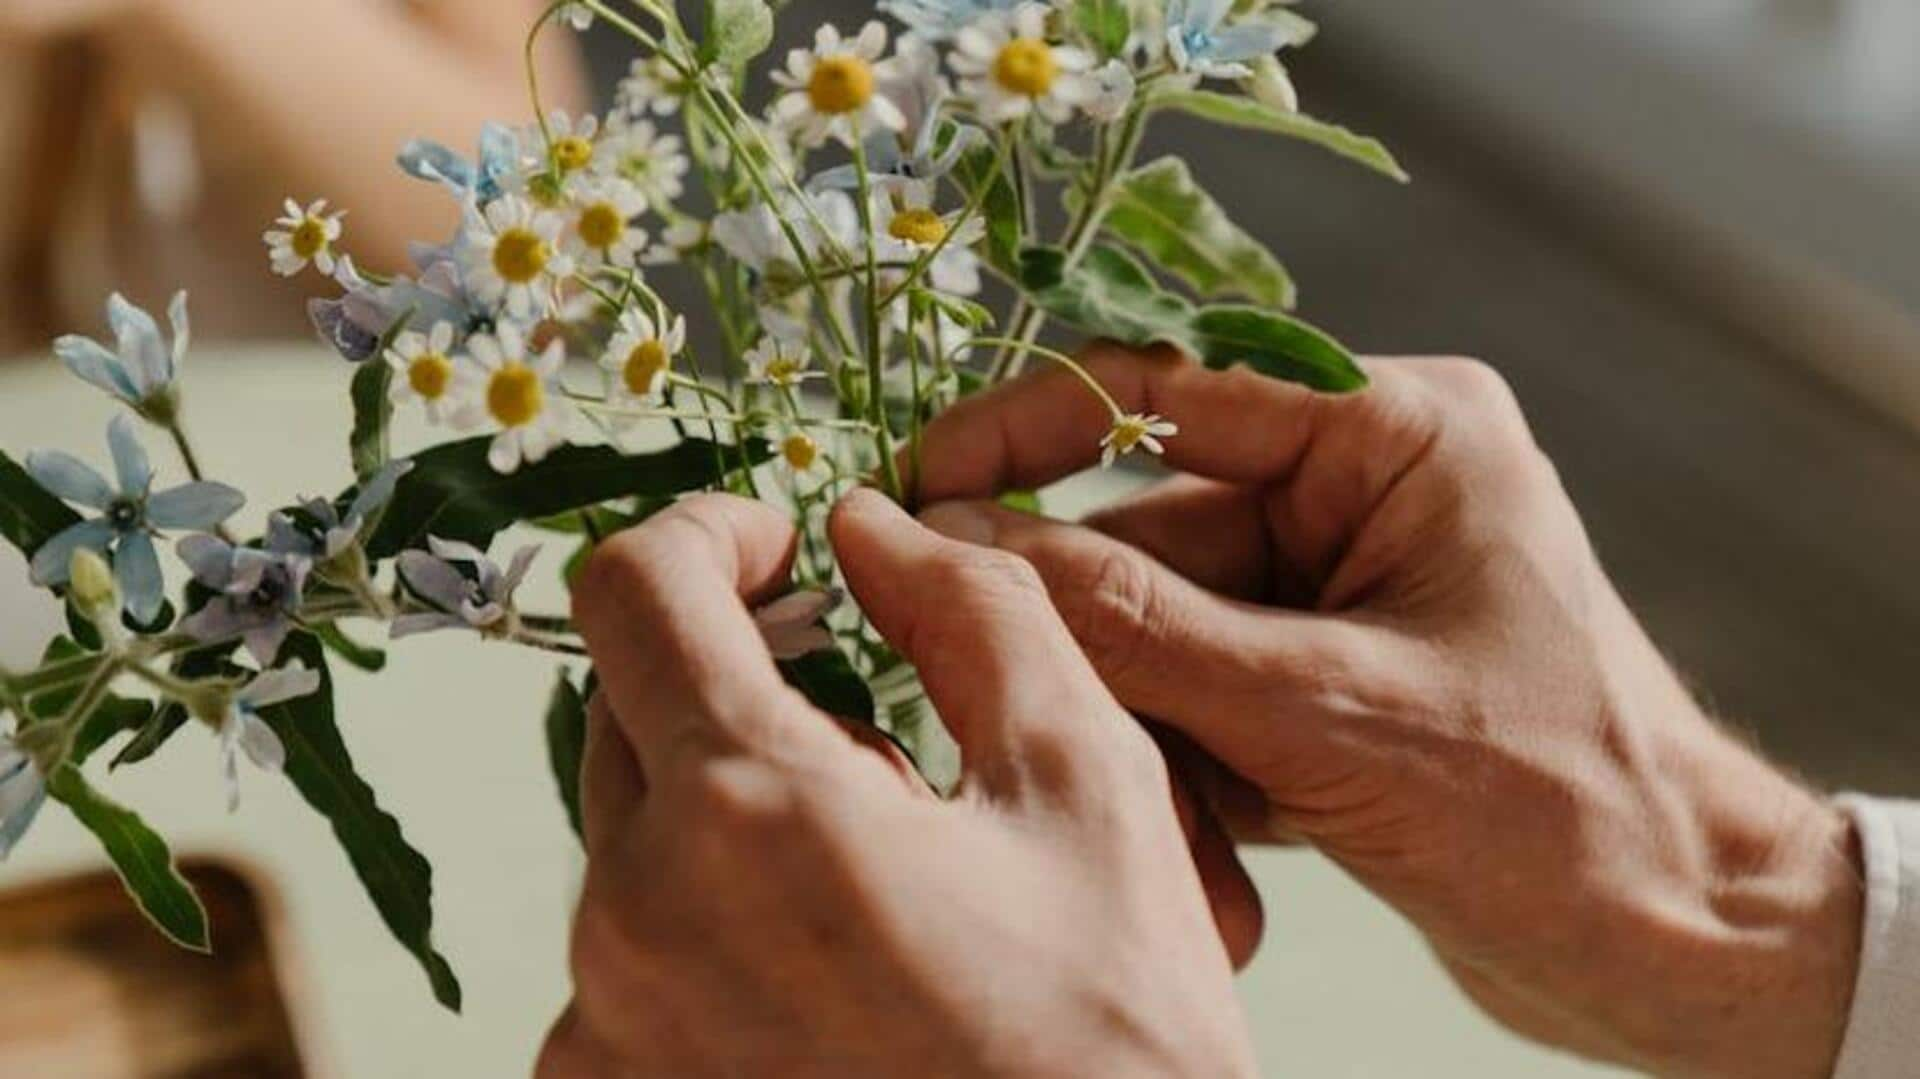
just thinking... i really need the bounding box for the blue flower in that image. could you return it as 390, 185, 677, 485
1165, 0, 1301, 81
392, 537, 538, 638
54, 293, 190, 421
0, 736, 46, 860
27, 416, 245, 625
309, 251, 486, 364
267, 460, 415, 562
176, 536, 312, 666
397, 123, 524, 207
879, 0, 1022, 42
215, 664, 319, 812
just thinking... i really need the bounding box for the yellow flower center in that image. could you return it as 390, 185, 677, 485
994, 39, 1058, 97
623, 339, 670, 396
487, 363, 544, 428
408, 353, 454, 401
578, 202, 626, 251
781, 433, 819, 471
764, 356, 803, 384
552, 135, 595, 173
1109, 416, 1150, 454
808, 55, 875, 115
887, 208, 948, 247
493, 228, 551, 285
291, 217, 329, 260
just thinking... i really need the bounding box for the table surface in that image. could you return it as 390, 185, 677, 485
0, 347, 1624, 1077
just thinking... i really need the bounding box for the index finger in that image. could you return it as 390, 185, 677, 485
572, 494, 826, 767
912, 344, 1422, 503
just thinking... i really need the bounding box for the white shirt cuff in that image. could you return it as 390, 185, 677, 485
1831, 795, 1920, 1079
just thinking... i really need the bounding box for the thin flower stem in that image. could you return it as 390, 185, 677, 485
53, 656, 127, 759
164, 420, 238, 543
853, 128, 907, 504
958, 337, 1124, 418
872, 134, 1005, 311
510, 629, 590, 658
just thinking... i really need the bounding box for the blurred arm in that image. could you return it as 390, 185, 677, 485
118, 0, 589, 273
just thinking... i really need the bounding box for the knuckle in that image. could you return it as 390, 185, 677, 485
677, 758, 805, 848
1050, 545, 1162, 681
910, 547, 1050, 652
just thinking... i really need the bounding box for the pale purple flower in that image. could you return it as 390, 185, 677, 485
176, 536, 312, 666
267, 460, 414, 562
27, 416, 245, 624
0, 736, 46, 860
54, 292, 189, 417
309, 250, 486, 364
754, 588, 842, 660
218, 664, 320, 812
392, 537, 539, 638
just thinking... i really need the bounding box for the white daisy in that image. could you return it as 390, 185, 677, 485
592, 116, 690, 207
453, 322, 577, 474
459, 195, 575, 322
384, 321, 472, 425
744, 336, 825, 389
950, 3, 1096, 125
616, 54, 689, 118
558, 2, 594, 31
777, 430, 823, 474
599, 308, 687, 404
769, 21, 907, 148
264, 198, 345, 277
564, 175, 650, 269
1100, 412, 1178, 467
539, 110, 602, 177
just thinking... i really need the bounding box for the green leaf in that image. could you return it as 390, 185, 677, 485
1019, 245, 1367, 393
954, 142, 1023, 276
779, 648, 874, 725
701, 0, 773, 68
0, 449, 81, 561
365, 438, 762, 560
256, 635, 462, 1011
1102, 157, 1296, 309
1073, 0, 1132, 59
1020, 245, 1196, 348
313, 622, 388, 673
1152, 90, 1409, 183
349, 361, 395, 482
544, 670, 588, 841
46, 764, 209, 951
1190, 306, 1367, 393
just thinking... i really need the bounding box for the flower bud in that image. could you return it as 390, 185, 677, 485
1247, 56, 1299, 114
68, 548, 120, 628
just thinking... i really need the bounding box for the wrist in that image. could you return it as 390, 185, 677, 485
1603, 731, 1863, 1079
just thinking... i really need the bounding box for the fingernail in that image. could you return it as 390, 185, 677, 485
918, 501, 997, 546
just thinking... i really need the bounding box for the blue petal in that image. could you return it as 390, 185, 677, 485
1207, 23, 1290, 63
346, 460, 415, 527
477, 123, 522, 203
1185, 0, 1232, 32
28, 519, 115, 587
106, 415, 152, 498
54, 336, 137, 402
397, 138, 476, 193
147, 482, 246, 531
26, 450, 114, 509
0, 775, 46, 860
176, 533, 237, 589
167, 291, 191, 376
106, 294, 171, 399
114, 531, 165, 625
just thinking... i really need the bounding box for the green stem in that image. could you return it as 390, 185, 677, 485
960, 337, 1124, 418
853, 127, 906, 504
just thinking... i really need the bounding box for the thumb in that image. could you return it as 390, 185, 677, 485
916, 499, 1396, 777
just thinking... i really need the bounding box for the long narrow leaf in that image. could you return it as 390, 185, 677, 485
46, 764, 210, 952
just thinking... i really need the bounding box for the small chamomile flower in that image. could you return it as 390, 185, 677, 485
778, 430, 823, 473
564, 175, 650, 269
599, 309, 687, 404
592, 116, 690, 207
459, 195, 575, 322
950, 3, 1096, 125
1101, 413, 1178, 467
539, 110, 602, 177
557, 2, 594, 31
875, 186, 987, 261
385, 322, 470, 424
770, 21, 906, 148
455, 321, 576, 474
264, 198, 345, 277
744, 336, 825, 389
616, 54, 689, 118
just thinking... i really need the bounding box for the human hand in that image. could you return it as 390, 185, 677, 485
536, 491, 1258, 1078
911, 345, 1865, 1079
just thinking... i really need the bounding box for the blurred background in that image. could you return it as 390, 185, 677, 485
1, 0, 1917, 1075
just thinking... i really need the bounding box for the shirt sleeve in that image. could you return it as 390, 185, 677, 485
1832, 795, 1920, 1079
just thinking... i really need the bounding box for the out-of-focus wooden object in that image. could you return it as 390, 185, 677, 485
0, 860, 306, 1078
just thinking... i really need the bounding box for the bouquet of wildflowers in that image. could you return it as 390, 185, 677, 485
0, 0, 1403, 1007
